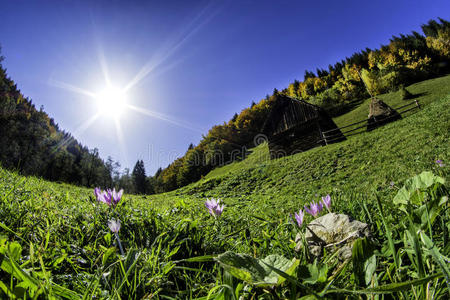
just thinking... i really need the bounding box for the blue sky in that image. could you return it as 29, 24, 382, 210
0, 0, 449, 175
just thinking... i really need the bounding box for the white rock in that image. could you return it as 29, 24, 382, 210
295, 213, 371, 260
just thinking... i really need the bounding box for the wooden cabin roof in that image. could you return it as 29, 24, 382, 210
262, 95, 321, 137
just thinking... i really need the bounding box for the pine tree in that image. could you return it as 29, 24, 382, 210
132, 160, 147, 194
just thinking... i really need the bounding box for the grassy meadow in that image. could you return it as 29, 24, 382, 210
0, 76, 449, 298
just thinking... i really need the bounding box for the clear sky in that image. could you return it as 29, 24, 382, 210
0, 0, 449, 175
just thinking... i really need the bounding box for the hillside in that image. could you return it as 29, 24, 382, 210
201, 74, 450, 184
0, 76, 448, 297
0, 86, 448, 298
153, 76, 449, 206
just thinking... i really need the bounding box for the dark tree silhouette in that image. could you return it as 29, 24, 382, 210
132, 160, 147, 194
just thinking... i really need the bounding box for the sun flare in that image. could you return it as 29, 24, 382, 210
95, 86, 127, 118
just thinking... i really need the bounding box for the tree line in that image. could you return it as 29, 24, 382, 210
148, 18, 450, 193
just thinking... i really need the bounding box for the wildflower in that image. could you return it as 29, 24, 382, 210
294, 209, 304, 227
112, 188, 124, 206
321, 194, 331, 212
94, 188, 123, 207
304, 201, 323, 218
94, 187, 102, 199
436, 159, 445, 167
108, 219, 124, 255
108, 219, 121, 233
94, 188, 111, 206
205, 198, 225, 218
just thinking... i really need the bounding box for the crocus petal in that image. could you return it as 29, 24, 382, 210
321, 194, 331, 211
108, 219, 121, 233
112, 188, 123, 206
94, 187, 101, 199
294, 209, 304, 227
97, 191, 108, 205
305, 201, 322, 217
304, 205, 312, 216
205, 198, 224, 217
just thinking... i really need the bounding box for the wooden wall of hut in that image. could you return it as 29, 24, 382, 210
262, 95, 346, 159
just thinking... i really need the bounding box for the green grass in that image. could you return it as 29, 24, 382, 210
163, 94, 449, 211
0, 75, 449, 298
166, 75, 450, 204
334, 73, 450, 128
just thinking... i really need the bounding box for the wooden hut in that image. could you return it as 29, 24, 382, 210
261, 95, 345, 159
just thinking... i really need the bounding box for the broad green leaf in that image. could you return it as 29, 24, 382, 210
103, 233, 111, 245
298, 260, 328, 284
364, 254, 377, 286
393, 172, 445, 208
215, 251, 298, 286
8, 242, 22, 261
438, 195, 448, 206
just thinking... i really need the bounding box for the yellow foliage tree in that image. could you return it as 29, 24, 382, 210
426, 29, 450, 57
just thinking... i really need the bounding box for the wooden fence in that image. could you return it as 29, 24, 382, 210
319, 100, 421, 145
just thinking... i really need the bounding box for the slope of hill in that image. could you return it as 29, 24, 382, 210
0, 86, 448, 298
334, 73, 450, 128
180, 75, 450, 193
148, 86, 449, 216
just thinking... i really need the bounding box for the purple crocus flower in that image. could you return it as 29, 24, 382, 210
321, 194, 331, 212
94, 187, 102, 199
304, 201, 323, 218
106, 189, 114, 204
294, 209, 304, 227
94, 188, 111, 206
436, 159, 445, 167
112, 188, 124, 206
205, 198, 225, 218
94, 188, 123, 207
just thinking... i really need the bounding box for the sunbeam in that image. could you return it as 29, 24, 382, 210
46, 2, 221, 160
114, 118, 129, 167
96, 42, 112, 87
48, 79, 96, 98
127, 104, 202, 133
124, 2, 221, 92
50, 112, 101, 154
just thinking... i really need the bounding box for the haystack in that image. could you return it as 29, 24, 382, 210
367, 98, 401, 131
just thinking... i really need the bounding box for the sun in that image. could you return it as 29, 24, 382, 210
95, 86, 127, 118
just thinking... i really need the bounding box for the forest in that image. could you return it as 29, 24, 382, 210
0, 18, 449, 194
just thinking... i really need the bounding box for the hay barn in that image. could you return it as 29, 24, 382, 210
261, 95, 345, 159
